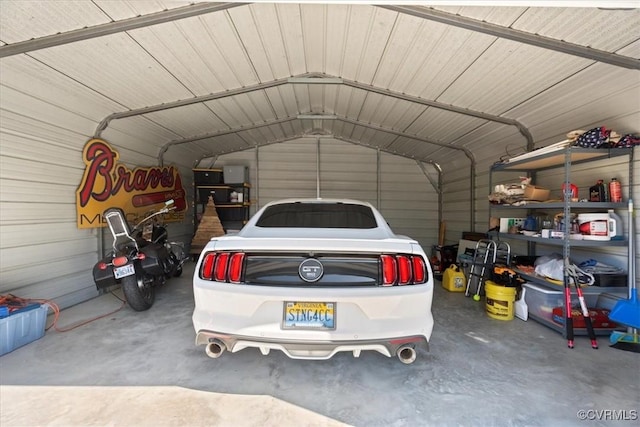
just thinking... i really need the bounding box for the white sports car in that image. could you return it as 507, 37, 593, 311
192, 198, 434, 364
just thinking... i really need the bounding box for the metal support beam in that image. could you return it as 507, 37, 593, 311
416, 160, 444, 235
96, 71, 533, 151
381, 5, 640, 70
95, 77, 290, 138
159, 116, 297, 165
0, 3, 246, 58
341, 77, 534, 149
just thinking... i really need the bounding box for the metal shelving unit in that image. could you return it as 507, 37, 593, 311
489, 145, 634, 337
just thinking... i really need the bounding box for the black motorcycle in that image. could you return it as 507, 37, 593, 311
93, 199, 186, 311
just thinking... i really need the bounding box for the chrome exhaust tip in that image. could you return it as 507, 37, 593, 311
205, 339, 226, 359
397, 345, 417, 364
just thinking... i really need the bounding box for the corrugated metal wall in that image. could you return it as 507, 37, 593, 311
202, 137, 440, 251
0, 88, 196, 309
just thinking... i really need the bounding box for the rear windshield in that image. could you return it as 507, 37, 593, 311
255, 202, 378, 229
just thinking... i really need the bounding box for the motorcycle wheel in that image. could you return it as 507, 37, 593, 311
121, 274, 155, 311
173, 266, 183, 277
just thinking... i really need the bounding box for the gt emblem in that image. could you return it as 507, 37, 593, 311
299, 258, 324, 282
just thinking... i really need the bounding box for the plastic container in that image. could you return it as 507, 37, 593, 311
0, 304, 48, 356
485, 280, 517, 321
562, 182, 578, 201
223, 165, 249, 184
589, 180, 607, 202
193, 169, 223, 185
607, 209, 623, 240
442, 264, 466, 292
609, 178, 622, 203
577, 213, 613, 241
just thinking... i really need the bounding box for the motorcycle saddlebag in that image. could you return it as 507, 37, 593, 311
140, 245, 169, 275
93, 263, 118, 290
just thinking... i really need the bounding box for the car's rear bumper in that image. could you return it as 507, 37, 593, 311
195, 330, 428, 361
192, 279, 434, 361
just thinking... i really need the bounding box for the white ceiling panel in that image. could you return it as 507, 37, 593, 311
437, 39, 592, 113
0, 56, 125, 120
143, 104, 227, 138
513, 8, 640, 51
324, 5, 351, 76
432, 5, 526, 25
275, 4, 307, 75
341, 7, 395, 82
0, 2, 638, 171
29, 33, 193, 108
95, 1, 194, 20
405, 109, 488, 143
228, 4, 289, 81
0, 1, 109, 43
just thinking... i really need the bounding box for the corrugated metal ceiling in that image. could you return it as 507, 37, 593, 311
1, 1, 638, 168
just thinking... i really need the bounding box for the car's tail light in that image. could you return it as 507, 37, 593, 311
201, 252, 216, 280
412, 256, 427, 284
200, 251, 245, 283
397, 256, 412, 285
214, 252, 230, 282
380, 255, 397, 286
228, 253, 245, 283
380, 254, 428, 286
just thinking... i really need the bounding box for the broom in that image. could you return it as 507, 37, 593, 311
609, 199, 640, 353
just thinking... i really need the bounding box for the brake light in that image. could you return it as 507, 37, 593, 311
412, 256, 426, 284
380, 254, 428, 286
397, 256, 412, 285
381, 255, 397, 286
228, 253, 245, 283
214, 252, 230, 282
112, 256, 129, 267
199, 251, 247, 283
201, 252, 216, 280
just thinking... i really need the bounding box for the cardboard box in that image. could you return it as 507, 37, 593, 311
524, 185, 550, 201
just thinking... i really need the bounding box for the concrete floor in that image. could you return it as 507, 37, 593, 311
1, 261, 638, 427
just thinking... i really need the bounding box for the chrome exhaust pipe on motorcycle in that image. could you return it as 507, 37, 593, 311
205, 339, 226, 359
396, 345, 417, 364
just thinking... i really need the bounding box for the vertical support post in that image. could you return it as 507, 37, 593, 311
563, 147, 572, 341
255, 144, 260, 210
316, 137, 321, 199
377, 148, 381, 209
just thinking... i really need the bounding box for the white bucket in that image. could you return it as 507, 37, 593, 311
577, 213, 617, 241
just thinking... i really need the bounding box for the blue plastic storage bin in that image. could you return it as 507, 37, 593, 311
0, 303, 48, 356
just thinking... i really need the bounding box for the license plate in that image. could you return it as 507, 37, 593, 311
114, 263, 135, 279
282, 301, 336, 330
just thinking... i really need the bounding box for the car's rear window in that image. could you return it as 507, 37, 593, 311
255, 202, 378, 229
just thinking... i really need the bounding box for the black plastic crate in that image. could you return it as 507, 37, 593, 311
194, 169, 223, 185
198, 187, 229, 204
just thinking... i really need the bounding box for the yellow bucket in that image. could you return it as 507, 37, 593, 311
485, 280, 516, 321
